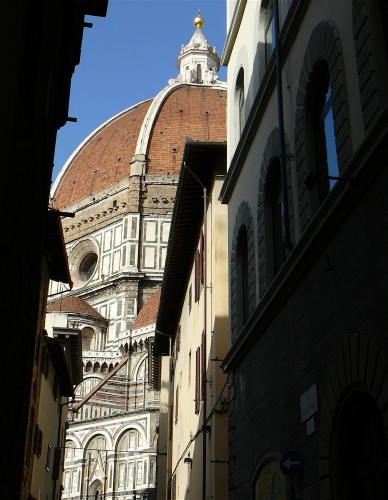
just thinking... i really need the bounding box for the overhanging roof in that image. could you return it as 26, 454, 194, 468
154, 140, 226, 355
46, 337, 74, 397
52, 328, 83, 387
46, 210, 73, 287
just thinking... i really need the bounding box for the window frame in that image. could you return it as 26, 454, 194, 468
265, 157, 286, 277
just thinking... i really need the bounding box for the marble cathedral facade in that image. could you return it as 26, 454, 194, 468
45, 13, 226, 500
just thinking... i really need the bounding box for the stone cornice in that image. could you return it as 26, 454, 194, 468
219, 0, 310, 203
221, 0, 248, 66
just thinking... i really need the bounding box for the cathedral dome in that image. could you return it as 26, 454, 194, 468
51, 13, 226, 211
52, 84, 226, 210
52, 100, 152, 209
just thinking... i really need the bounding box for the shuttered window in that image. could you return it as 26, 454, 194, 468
201, 331, 206, 401
175, 386, 179, 424
195, 347, 200, 414
194, 250, 200, 302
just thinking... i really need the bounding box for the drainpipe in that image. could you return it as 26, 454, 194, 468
273, 0, 292, 251
183, 162, 207, 500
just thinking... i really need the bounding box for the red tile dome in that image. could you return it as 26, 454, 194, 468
52, 84, 226, 210
133, 290, 161, 329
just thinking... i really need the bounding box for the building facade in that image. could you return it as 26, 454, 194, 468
154, 142, 229, 500
221, 0, 388, 498
29, 330, 82, 500
46, 13, 226, 499
1, 3, 108, 498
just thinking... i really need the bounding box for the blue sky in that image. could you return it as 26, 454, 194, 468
52, 0, 227, 184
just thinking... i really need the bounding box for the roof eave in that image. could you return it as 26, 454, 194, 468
154, 140, 226, 355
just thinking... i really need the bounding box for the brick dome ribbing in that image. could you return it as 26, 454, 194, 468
52, 84, 226, 210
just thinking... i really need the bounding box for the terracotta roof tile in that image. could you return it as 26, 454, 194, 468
146, 86, 227, 175
46, 295, 106, 320
52, 86, 226, 209
133, 290, 161, 329
53, 100, 152, 209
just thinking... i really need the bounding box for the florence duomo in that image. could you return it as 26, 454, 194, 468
44, 10, 226, 500
2, 1, 388, 500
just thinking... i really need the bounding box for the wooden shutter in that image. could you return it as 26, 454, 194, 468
52, 447, 62, 480
195, 347, 200, 414
194, 250, 200, 302
201, 331, 206, 401
177, 325, 181, 354
175, 386, 179, 423
200, 230, 204, 284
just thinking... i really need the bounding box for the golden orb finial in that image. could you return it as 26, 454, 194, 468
194, 10, 204, 28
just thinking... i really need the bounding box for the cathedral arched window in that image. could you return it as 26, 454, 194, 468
82, 327, 96, 351
79, 252, 97, 282
196, 64, 202, 83
117, 429, 143, 452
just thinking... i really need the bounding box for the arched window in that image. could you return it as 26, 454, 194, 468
295, 20, 351, 233
82, 327, 96, 351
196, 64, 202, 83
117, 429, 143, 452
306, 61, 339, 213
236, 68, 245, 137
334, 391, 388, 499
65, 441, 76, 460
265, 0, 275, 66
252, 458, 286, 499
79, 252, 97, 282
236, 225, 249, 332
230, 201, 256, 342
266, 157, 285, 276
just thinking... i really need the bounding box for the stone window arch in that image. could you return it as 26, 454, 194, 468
257, 128, 294, 294
352, 0, 388, 132
230, 201, 256, 342
264, 0, 275, 67
117, 428, 144, 451
334, 390, 387, 498
295, 20, 352, 233
81, 326, 96, 351
252, 453, 287, 499
235, 67, 245, 137
305, 60, 339, 212
318, 333, 388, 496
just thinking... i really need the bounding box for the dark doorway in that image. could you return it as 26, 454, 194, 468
334, 390, 388, 499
